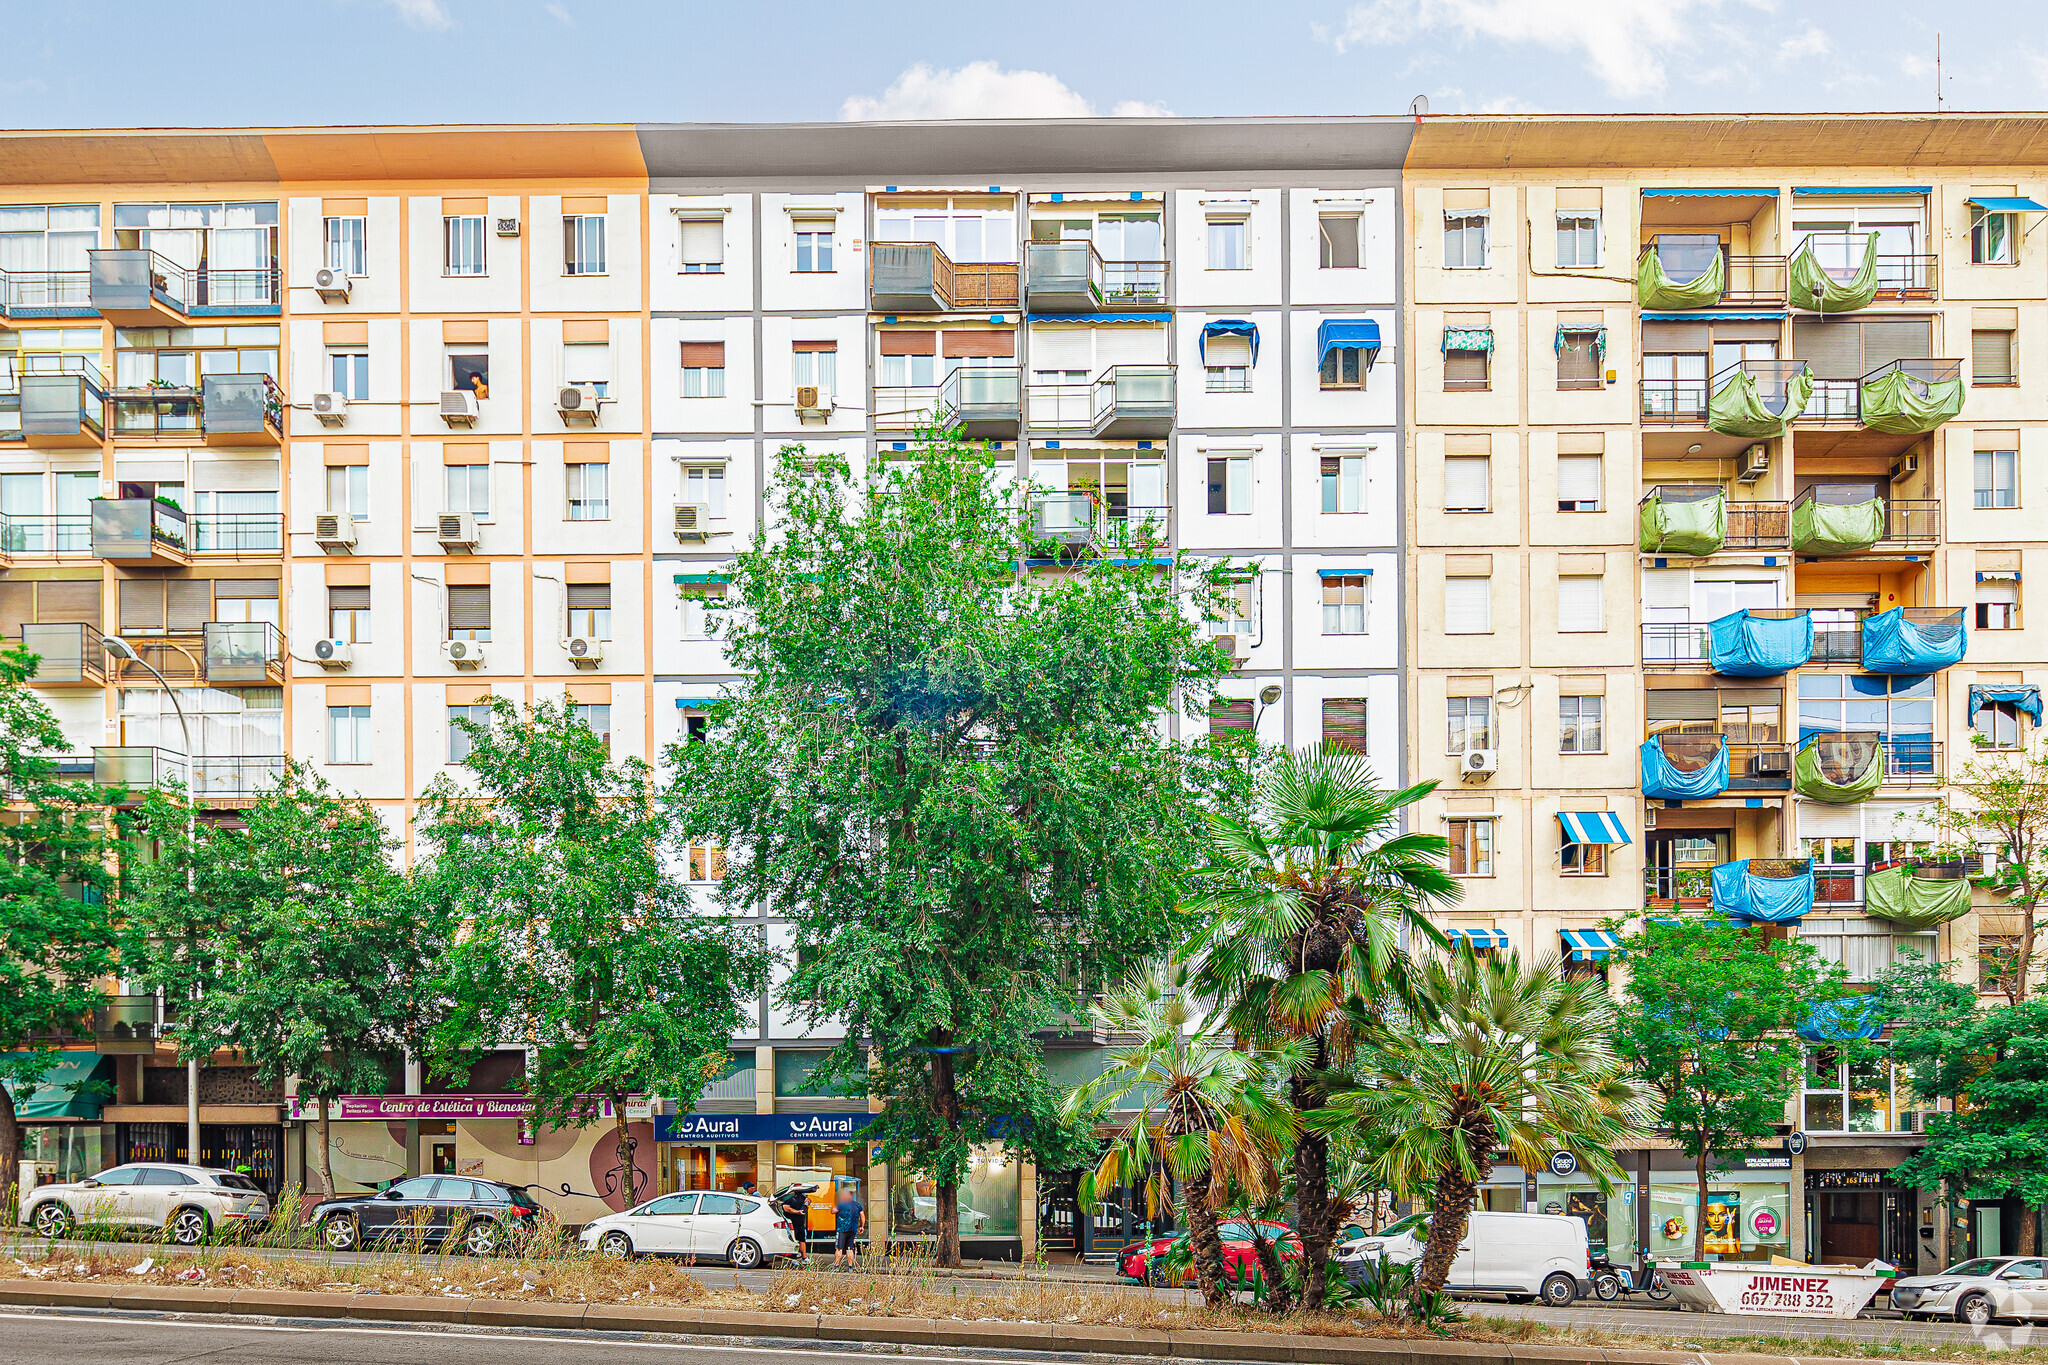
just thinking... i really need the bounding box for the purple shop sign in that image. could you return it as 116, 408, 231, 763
286, 1093, 647, 1122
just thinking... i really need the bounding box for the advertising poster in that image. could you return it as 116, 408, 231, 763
1704, 1190, 1741, 1256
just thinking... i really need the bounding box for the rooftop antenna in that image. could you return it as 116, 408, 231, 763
1936, 34, 1943, 112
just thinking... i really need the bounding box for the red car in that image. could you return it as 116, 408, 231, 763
1117, 1219, 1300, 1287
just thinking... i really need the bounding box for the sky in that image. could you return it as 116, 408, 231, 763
1, 0, 2043, 128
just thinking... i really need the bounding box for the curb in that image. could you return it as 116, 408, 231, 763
0, 1279, 1818, 1365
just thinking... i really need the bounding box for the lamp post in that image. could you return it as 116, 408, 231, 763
102, 637, 201, 1165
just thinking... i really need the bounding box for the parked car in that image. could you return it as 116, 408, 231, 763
1117, 1219, 1299, 1288
21, 1163, 271, 1246
1890, 1257, 2048, 1325
577, 1190, 803, 1267
1333, 1210, 1592, 1307
305, 1175, 542, 1255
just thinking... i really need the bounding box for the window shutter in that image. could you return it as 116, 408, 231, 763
119, 580, 163, 633
447, 585, 492, 631
792, 340, 837, 353
1641, 569, 1691, 612
1322, 698, 1368, 754
328, 586, 370, 611
680, 342, 726, 368
1445, 577, 1490, 633
1204, 335, 1251, 368
1444, 455, 1490, 511
1558, 454, 1603, 504
1792, 318, 1864, 379
878, 331, 936, 357
1209, 698, 1255, 737
1972, 330, 2014, 381
0, 582, 29, 637
166, 579, 212, 632
943, 330, 1015, 358
36, 581, 101, 628
566, 583, 611, 609
212, 578, 278, 600
1645, 689, 1717, 722
1557, 334, 1599, 383
680, 218, 723, 266
1860, 318, 1931, 370
1444, 350, 1489, 384
1643, 321, 1711, 352
1557, 576, 1603, 631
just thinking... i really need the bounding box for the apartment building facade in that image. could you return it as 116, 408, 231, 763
1405, 114, 2048, 1273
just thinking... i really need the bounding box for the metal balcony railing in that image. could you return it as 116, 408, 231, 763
1813, 864, 1864, 904
1880, 737, 1943, 786
1876, 255, 1938, 301
89, 248, 279, 317
191, 754, 285, 800
1810, 620, 1867, 663
1641, 622, 1710, 666
1640, 377, 1707, 423
1802, 378, 1861, 421
1024, 241, 1169, 310
1027, 493, 1168, 552
0, 268, 94, 318
1880, 499, 1941, 544
190, 512, 284, 554
28, 993, 159, 1045
13, 622, 106, 685
202, 621, 284, 684
0, 514, 92, 556
111, 385, 202, 436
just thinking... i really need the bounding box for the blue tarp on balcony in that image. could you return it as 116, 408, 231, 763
1860, 607, 1966, 674
1711, 858, 1816, 924
1707, 609, 1813, 676
1796, 995, 1885, 1042
1640, 736, 1730, 800
1970, 684, 2044, 723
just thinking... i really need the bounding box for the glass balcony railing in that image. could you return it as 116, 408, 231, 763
93, 745, 187, 793
14, 622, 106, 685
1089, 365, 1175, 438
91, 497, 188, 562
0, 514, 92, 556
202, 621, 283, 684
934, 366, 1021, 435
867, 242, 1020, 312
1024, 241, 1169, 310
89, 248, 279, 320
200, 372, 284, 444
19, 364, 107, 445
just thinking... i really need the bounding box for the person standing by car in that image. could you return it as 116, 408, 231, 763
833, 1184, 866, 1268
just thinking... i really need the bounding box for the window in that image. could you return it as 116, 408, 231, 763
1560, 695, 1604, 753
323, 215, 366, 276
1555, 212, 1600, 268
1321, 574, 1368, 634
1204, 335, 1251, 392
1445, 577, 1491, 634
447, 703, 492, 763
1981, 935, 2021, 995
687, 841, 726, 882
1558, 576, 1604, 633
563, 341, 611, 397
793, 220, 834, 273
1976, 580, 2020, 630
328, 351, 369, 401
1321, 347, 1366, 389
1975, 698, 2024, 749
328, 705, 371, 764
1207, 218, 1248, 270
446, 585, 491, 642
567, 462, 609, 521
0, 205, 99, 289
1209, 697, 1254, 740
1320, 455, 1366, 513
1444, 455, 1490, 512
567, 583, 611, 640
792, 343, 837, 398
448, 349, 489, 401
1206, 456, 1251, 514
327, 586, 370, 644
1972, 329, 2016, 385
1802, 1049, 1903, 1131
683, 464, 728, 518
1322, 698, 1368, 755
1558, 453, 1603, 511
1556, 331, 1602, 390
1972, 210, 2016, 265
1446, 818, 1493, 877
444, 464, 490, 519
1318, 214, 1361, 269
681, 711, 711, 744
679, 217, 723, 273
563, 214, 606, 276
572, 703, 611, 749
1443, 211, 1488, 269
1444, 346, 1490, 390
681, 342, 726, 398
443, 215, 486, 276
1447, 696, 1493, 752
1560, 841, 1606, 876
681, 585, 726, 640
1796, 673, 1933, 769
1975, 449, 2018, 508
325, 465, 368, 521
1214, 578, 1254, 636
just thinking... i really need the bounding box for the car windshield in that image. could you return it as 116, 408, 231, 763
1942, 1258, 2009, 1278
1379, 1213, 1431, 1239
213, 1173, 261, 1192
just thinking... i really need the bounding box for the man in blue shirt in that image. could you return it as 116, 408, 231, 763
833, 1183, 866, 1267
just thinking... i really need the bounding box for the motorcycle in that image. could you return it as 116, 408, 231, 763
1589, 1254, 1671, 1303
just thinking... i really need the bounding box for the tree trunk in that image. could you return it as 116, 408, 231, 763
316, 1094, 334, 1200
929, 1039, 964, 1267
1411, 1164, 1476, 1299
1693, 1149, 1710, 1263
1186, 1169, 1231, 1309
936, 1181, 961, 1267
612, 1096, 636, 1209
1249, 1222, 1293, 1311
1290, 1064, 1333, 1309
0, 1086, 19, 1226
2021, 1204, 2040, 1257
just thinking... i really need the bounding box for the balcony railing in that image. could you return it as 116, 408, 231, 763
1726, 739, 1795, 791
0, 514, 92, 556
1879, 499, 1941, 544
93, 745, 187, 794
1879, 737, 1944, 786
934, 366, 1021, 436
201, 373, 284, 445
111, 386, 203, 437
1875, 255, 1938, 301
1639, 237, 1789, 308
19, 363, 107, 446
191, 512, 284, 554
1028, 494, 1169, 552
1813, 864, 1864, 905
89, 248, 279, 320
1794, 360, 1965, 431
14, 623, 107, 685
1727, 500, 1792, 549
1803, 378, 1860, 422
1641, 377, 1707, 424
1811, 619, 1868, 664
1023, 241, 1169, 310
191, 754, 285, 800
202, 621, 284, 684
1027, 365, 1175, 437
28, 993, 159, 1046
91, 497, 188, 563
1642, 622, 1710, 666
0, 268, 94, 318
867, 242, 1020, 312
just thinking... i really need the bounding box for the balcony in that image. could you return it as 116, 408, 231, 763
1026, 366, 1175, 438
202, 621, 284, 684
1028, 493, 1169, 557
13, 623, 107, 686
1862, 606, 1965, 674
1636, 235, 1787, 310
1646, 609, 1813, 674
1638, 485, 1725, 555
18, 362, 108, 448
1642, 622, 1711, 669
867, 242, 1020, 313
200, 373, 283, 446
88, 249, 279, 324
91, 497, 188, 566
111, 385, 202, 438
1860, 359, 1964, 435
191, 512, 284, 555
1024, 242, 1169, 312
191, 754, 285, 802
1794, 732, 1943, 802
1641, 731, 1729, 800
1810, 613, 1870, 664
93, 745, 187, 796
0, 266, 94, 320
1788, 234, 1940, 311
28, 993, 159, 1050
0, 514, 92, 560
1712, 858, 1815, 925
875, 368, 1022, 439
1706, 359, 1811, 439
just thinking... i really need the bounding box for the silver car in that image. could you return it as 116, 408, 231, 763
21, 1163, 272, 1246
1890, 1256, 2048, 1325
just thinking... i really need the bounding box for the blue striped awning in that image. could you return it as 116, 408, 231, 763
1447, 927, 1509, 951
1558, 811, 1631, 846
1795, 186, 1930, 196
1561, 928, 1622, 962
1641, 188, 1778, 199
1315, 567, 1374, 578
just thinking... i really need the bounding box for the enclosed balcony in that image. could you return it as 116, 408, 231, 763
1636, 234, 1786, 310
1862, 861, 1971, 930
200, 373, 284, 446
1711, 858, 1815, 925
19, 362, 107, 448
1088, 366, 1174, 438
202, 621, 284, 684
88, 249, 278, 324
1860, 606, 1965, 674
0, 265, 94, 320
1024, 242, 1169, 312
90, 497, 189, 566
1640, 732, 1730, 800
933, 366, 1021, 437
14, 622, 107, 686
867, 242, 1020, 313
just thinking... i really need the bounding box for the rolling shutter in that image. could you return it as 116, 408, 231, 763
447, 585, 492, 632
1444, 456, 1490, 511
944, 330, 1015, 357
37, 581, 102, 629
1558, 576, 1604, 631
327, 586, 370, 611
1444, 577, 1491, 633
566, 583, 611, 609
1028, 327, 1091, 372
680, 342, 726, 367
1860, 318, 1930, 370
1792, 318, 1864, 378
119, 580, 164, 633
1557, 454, 1603, 505
1322, 698, 1368, 754
878, 331, 936, 356
1209, 698, 1254, 737
680, 218, 723, 267
1973, 329, 2015, 382
1643, 322, 1710, 352
0, 582, 29, 637
1443, 350, 1489, 384
191, 459, 280, 492
1645, 689, 1717, 722
166, 579, 213, 632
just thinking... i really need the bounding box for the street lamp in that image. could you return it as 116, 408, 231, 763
102, 637, 201, 1166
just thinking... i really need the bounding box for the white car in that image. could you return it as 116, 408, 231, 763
22, 1163, 272, 1246
1890, 1256, 2048, 1324
578, 1190, 802, 1268
1334, 1210, 1593, 1307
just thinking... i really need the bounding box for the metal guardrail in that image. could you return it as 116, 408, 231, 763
1024, 241, 1169, 308
1640, 378, 1707, 423
190, 512, 284, 553
0, 514, 92, 555
0, 269, 93, 316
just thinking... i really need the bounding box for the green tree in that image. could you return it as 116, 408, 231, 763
1922, 747, 2048, 1002
1187, 747, 1459, 1307
0, 644, 122, 1211
1062, 961, 1296, 1308
421, 699, 764, 1211
123, 762, 442, 1200
1613, 915, 1854, 1260
666, 427, 1231, 1265
1316, 949, 1649, 1305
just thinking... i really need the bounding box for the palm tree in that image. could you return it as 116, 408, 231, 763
1062, 960, 1297, 1309
1187, 747, 1461, 1307
1314, 948, 1654, 1307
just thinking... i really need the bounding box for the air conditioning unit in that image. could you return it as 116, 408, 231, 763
1460, 748, 1499, 782
673, 502, 713, 542
1737, 445, 1770, 484
1890, 454, 1921, 482
1750, 749, 1793, 777
313, 512, 358, 552
565, 636, 604, 669
1212, 634, 1249, 666
1901, 1109, 1933, 1135
440, 391, 479, 427
437, 512, 479, 551
312, 638, 354, 670
312, 267, 351, 303
556, 384, 607, 424
794, 385, 829, 415
495, 216, 521, 237
443, 638, 486, 668
312, 391, 349, 427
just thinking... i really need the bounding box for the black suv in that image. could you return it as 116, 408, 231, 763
306, 1175, 543, 1254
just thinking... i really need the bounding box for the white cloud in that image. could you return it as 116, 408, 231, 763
381, 0, 453, 30
544, 1, 573, 24
1776, 24, 1831, 63
840, 62, 1171, 122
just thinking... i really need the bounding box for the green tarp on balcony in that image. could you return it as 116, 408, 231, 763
1863, 866, 1971, 929
1861, 367, 1964, 435
1794, 735, 1882, 804
1637, 247, 1725, 310
1792, 497, 1885, 554
1789, 235, 1880, 313
1639, 489, 1726, 555
1708, 366, 1812, 438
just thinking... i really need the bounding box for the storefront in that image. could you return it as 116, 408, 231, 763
655, 1111, 872, 1251
4, 1052, 114, 1188
1805, 1167, 1920, 1268
1645, 1152, 1794, 1264
890, 1145, 1023, 1255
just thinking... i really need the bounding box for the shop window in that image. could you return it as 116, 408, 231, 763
891, 1148, 1020, 1241
1648, 1182, 1791, 1262
777, 1141, 867, 1246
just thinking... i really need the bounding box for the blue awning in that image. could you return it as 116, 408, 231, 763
1967, 197, 2048, 214
1558, 812, 1631, 846
1561, 928, 1622, 962
2, 1052, 113, 1120
1314, 567, 1373, 578
1971, 684, 2044, 723
1317, 319, 1381, 366
1798, 996, 1885, 1043
1642, 312, 1787, 322
1029, 313, 1169, 324
1199, 319, 1258, 365
1642, 188, 1779, 198
1794, 186, 1930, 196
1446, 927, 1509, 951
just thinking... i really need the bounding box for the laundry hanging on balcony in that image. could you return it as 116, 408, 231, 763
1318, 319, 1381, 369
1792, 496, 1885, 554
1970, 683, 2044, 723
1199, 319, 1258, 365
1711, 858, 1816, 924
1862, 865, 1973, 930
1788, 235, 1881, 313
1794, 734, 1883, 803
1860, 366, 1965, 434
1636, 244, 1725, 310
1638, 488, 1726, 555
1707, 364, 1812, 438
1640, 735, 1730, 801
1796, 994, 1885, 1043
1860, 606, 1967, 674
1708, 609, 1814, 676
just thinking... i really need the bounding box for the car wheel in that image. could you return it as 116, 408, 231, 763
729, 1237, 763, 1270
598, 1230, 634, 1260
168, 1207, 210, 1247
1958, 1292, 1996, 1327
460, 1219, 502, 1257
1540, 1274, 1578, 1308
322, 1214, 359, 1251
32, 1203, 71, 1239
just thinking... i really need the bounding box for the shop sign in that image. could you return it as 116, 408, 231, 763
1658, 1263, 1892, 1318
1547, 1150, 1579, 1178
1738, 1155, 1791, 1170
285, 1093, 648, 1123
653, 1112, 873, 1143
1809, 1169, 1888, 1188
1785, 1131, 1809, 1155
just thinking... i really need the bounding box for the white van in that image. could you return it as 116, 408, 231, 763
1334, 1210, 1593, 1307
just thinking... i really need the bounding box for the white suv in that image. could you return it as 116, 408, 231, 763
22, 1163, 272, 1245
